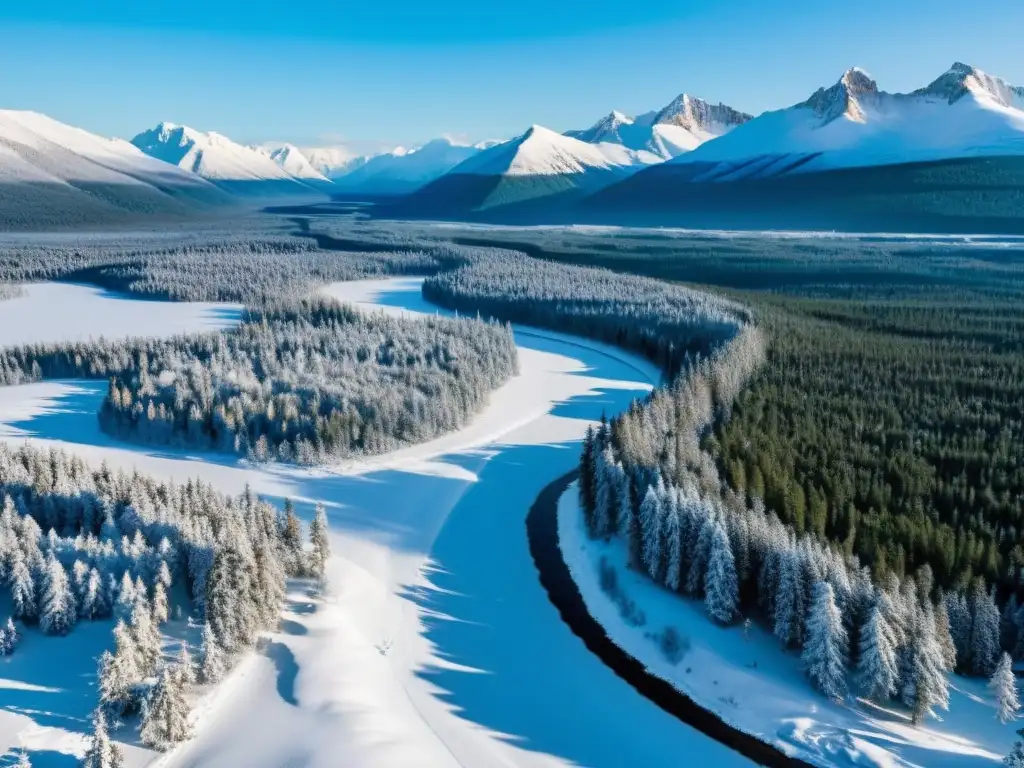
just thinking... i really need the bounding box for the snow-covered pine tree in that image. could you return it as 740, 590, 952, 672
177, 643, 196, 687
856, 596, 899, 702
992, 652, 1021, 724
594, 445, 621, 539
152, 581, 169, 625
10, 550, 37, 623
1005, 728, 1024, 767
934, 593, 958, 672
4, 617, 18, 651
911, 606, 951, 725
615, 462, 632, 543
140, 664, 192, 750
80, 567, 102, 620
81, 706, 125, 768
704, 519, 738, 624
593, 445, 615, 539
802, 581, 848, 701
98, 632, 139, 715
639, 484, 663, 581
774, 548, 806, 648
115, 571, 135, 619
579, 425, 596, 527
309, 503, 330, 580
970, 580, 1001, 676
280, 498, 304, 573
130, 599, 161, 677
685, 512, 715, 596
199, 622, 226, 684
39, 552, 76, 635
662, 490, 683, 592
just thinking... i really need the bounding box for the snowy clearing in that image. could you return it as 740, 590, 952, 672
0, 283, 241, 346
0, 277, 757, 767
557, 482, 1018, 768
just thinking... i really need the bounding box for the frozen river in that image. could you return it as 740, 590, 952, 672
0, 278, 753, 768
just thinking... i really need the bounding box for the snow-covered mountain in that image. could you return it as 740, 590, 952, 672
568, 95, 752, 159
333, 137, 489, 195
668, 63, 1024, 179
297, 146, 370, 179
0, 110, 232, 229
262, 144, 331, 183
399, 125, 658, 213
458, 125, 659, 176
131, 123, 328, 196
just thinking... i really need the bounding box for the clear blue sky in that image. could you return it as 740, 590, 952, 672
1, 0, 1022, 151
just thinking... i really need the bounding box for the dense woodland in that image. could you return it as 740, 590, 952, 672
0, 233, 458, 303
0, 442, 330, 757
0, 289, 516, 464
707, 292, 1024, 594
97, 298, 517, 462
424, 248, 747, 375
460, 229, 1024, 595
416, 230, 1024, 724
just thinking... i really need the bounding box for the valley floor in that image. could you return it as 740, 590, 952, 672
0, 278, 753, 767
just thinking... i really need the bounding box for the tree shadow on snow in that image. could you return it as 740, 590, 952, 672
263, 641, 299, 707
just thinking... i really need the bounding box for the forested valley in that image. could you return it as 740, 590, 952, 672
411, 225, 1024, 724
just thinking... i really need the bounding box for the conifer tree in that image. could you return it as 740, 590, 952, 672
130, 599, 161, 677
970, 580, 1001, 676
1005, 728, 1024, 767
280, 498, 304, 572
910, 607, 950, 725
199, 622, 226, 684
774, 549, 806, 648
10, 551, 37, 623
705, 520, 738, 624
152, 581, 169, 625
639, 485, 663, 581
140, 665, 192, 750
856, 598, 899, 702
934, 595, 958, 672
308, 503, 330, 581
992, 652, 1021, 724
81, 706, 125, 768
803, 581, 848, 701
663, 493, 683, 592
40, 552, 76, 635
177, 643, 196, 687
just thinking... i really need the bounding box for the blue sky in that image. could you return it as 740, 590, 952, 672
1, 0, 1022, 151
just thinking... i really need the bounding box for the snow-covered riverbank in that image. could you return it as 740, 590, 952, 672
557, 483, 1017, 768
0, 278, 754, 768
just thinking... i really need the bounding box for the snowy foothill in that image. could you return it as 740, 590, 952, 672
0, 277, 759, 767
557, 481, 1020, 767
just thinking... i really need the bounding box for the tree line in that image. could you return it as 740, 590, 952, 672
0, 296, 517, 464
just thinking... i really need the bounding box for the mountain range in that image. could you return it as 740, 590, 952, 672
2, 61, 1023, 232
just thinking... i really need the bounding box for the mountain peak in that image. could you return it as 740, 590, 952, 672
801, 67, 879, 123
915, 62, 1024, 108
654, 94, 752, 133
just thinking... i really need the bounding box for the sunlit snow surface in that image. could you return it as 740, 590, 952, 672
0, 283, 241, 346
558, 485, 1017, 768
0, 278, 758, 767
